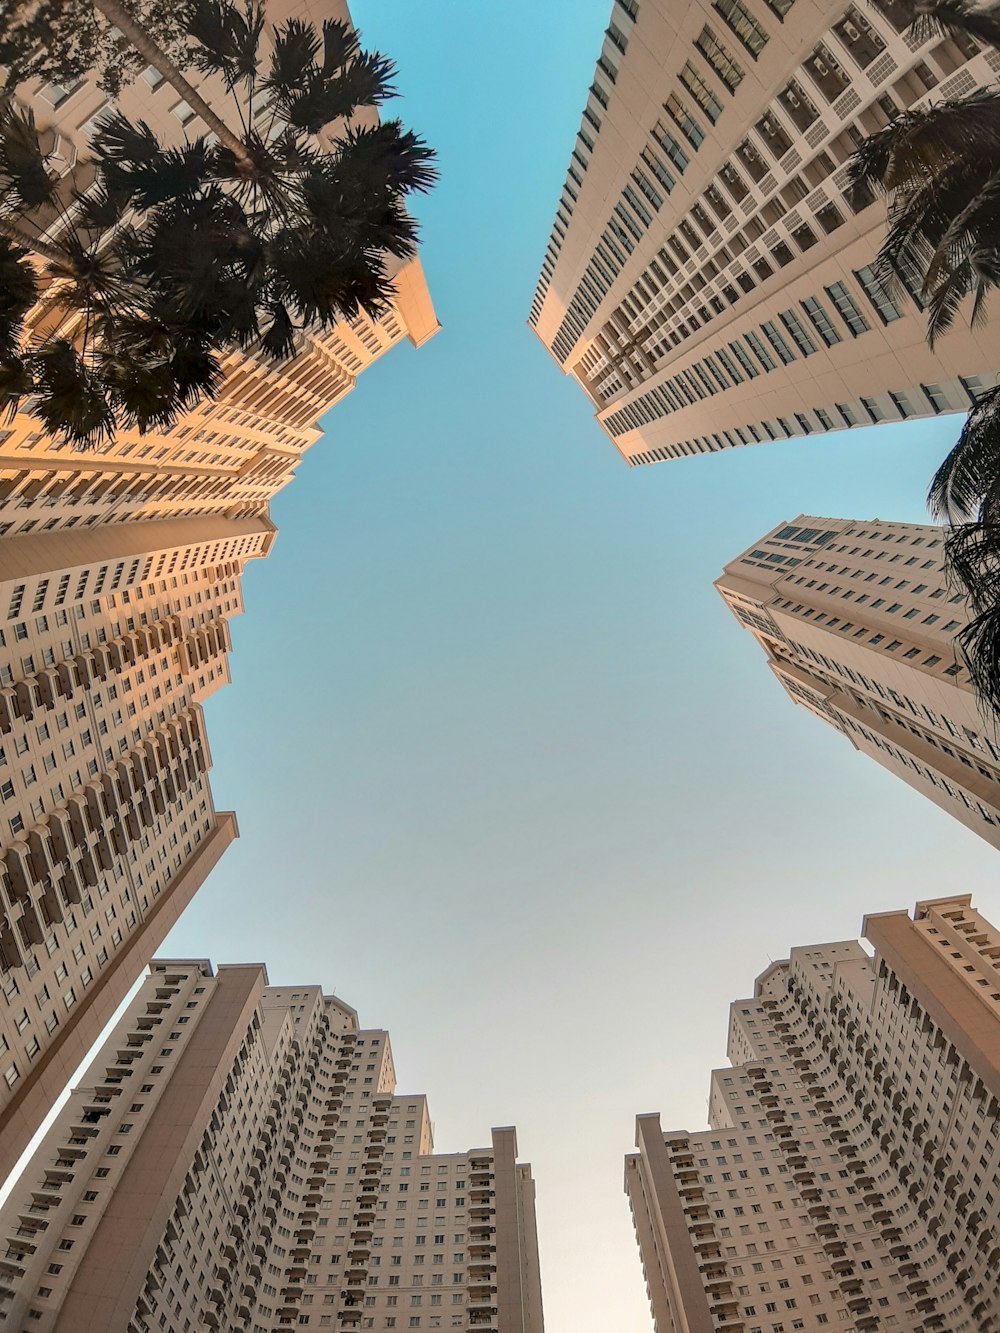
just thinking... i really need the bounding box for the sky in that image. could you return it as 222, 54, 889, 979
39, 3, 1000, 1329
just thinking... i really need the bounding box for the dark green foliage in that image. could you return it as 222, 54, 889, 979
0, 236, 37, 361
849, 0, 1000, 712
848, 91, 1000, 344
929, 385, 1000, 524
907, 0, 1000, 50
27, 340, 117, 447
187, 0, 264, 91
0, 0, 436, 448
0, 0, 194, 96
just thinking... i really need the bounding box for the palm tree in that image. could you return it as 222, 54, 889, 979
0, 0, 436, 443
848, 0, 1000, 711
91, 1, 437, 352
0, 103, 225, 445
927, 387, 1000, 711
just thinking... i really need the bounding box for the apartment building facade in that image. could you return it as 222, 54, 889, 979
529, 0, 997, 466
5, 0, 438, 538
0, 0, 438, 1178
715, 515, 1000, 848
0, 959, 545, 1333
626, 894, 1000, 1333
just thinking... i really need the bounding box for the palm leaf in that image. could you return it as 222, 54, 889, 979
26, 339, 115, 448
0, 354, 32, 422
167, 335, 223, 406
264, 16, 321, 97
929, 385, 1000, 523
320, 18, 361, 77
188, 0, 265, 91
0, 103, 56, 210
908, 0, 1000, 50
258, 301, 297, 359
847, 91, 1000, 198
0, 235, 38, 360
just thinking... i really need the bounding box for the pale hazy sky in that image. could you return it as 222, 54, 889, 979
60, 3, 1000, 1329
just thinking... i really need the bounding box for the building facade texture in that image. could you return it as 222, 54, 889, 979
529, 0, 998, 466
626, 894, 1000, 1333
0, 959, 545, 1333
715, 515, 1000, 849
0, 0, 438, 1179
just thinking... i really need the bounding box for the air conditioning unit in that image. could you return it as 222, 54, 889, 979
843, 20, 861, 41
786, 90, 801, 108
814, 57, 830, 76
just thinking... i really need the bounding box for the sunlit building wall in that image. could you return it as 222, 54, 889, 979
627, 894, 1000, 1333
0, 959, 545, 1333
716, 515, 1000, 848
0, 0, 438, 1180
529, 0, 997, 467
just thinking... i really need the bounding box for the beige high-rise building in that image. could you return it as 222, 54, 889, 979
716, 514, 1000, 848
5, 0, 438, 537
626, 894, 1000, 1333
529, 0, 998, 467
0, 1, 438, 1181
0, 958, 546, 1333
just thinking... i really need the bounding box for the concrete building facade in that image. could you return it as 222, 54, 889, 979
716, 515, 1000, 849
5, 0, 438, 537
626, 894, 1000, 1333
0, 959, 545, 1333
529, 0, 998, 467
0, 0, 438, 1178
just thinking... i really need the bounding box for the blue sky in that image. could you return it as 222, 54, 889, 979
154, 3, 1000, 1329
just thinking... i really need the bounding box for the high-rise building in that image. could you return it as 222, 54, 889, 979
0, 959, 546, 1333
4, 0, 439, 537
715, 514, 1000, 848
529, 0, 998, 467
626, 894, 1000, 1333
0, 1, 438, 1180
0, 515, 267, 1185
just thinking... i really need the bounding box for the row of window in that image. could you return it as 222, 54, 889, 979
605, 272, 885, 441
529, 0, 641, 320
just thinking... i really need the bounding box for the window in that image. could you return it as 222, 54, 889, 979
922, 382, 951, 413
825, 281, 870, 336
664, 93, 705, 148
855, 265, 902, 323
745, 332, 776, 372
680, 62, 724, 121
695, 27, 745, 92
714, 0, 769, 56
801, 296, 841, 347
653, 123, 689, 172
760, 321, 795, 365
778, 310, 817, 356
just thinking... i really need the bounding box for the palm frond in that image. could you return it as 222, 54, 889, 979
320, 18, 361, 77
0, 103, 57, 210
0, 235, 38, 360
847, 90, 1000, 198
90, 110, 162, 168
258, 301, 297, 359
264, 16, 321, 97
267, 227, 392, 326
100, 348, 180, 435
909, 0, 1000, 50
338, 121, 438, 197
26, 339, 115, 449
0, 355, 32, 422
929, 385, 1000, 523
188, 0, 265, 90
167, 335, 223, 407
